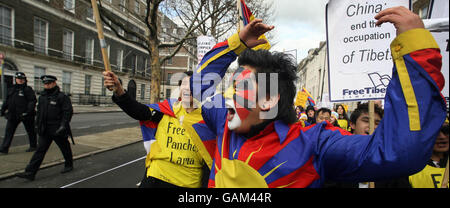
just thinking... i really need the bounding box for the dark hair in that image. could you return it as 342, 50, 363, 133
238, 49, 298, 124
350, 103, 384, 125
178, 71, 193, 86
317, 108, 331, 116
335, 104, 349, 121
441, 122, 449, 136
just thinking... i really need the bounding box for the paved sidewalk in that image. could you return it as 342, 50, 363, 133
72, 105, 122, 114
0, 104, 142, 181
0, 126, 143, 180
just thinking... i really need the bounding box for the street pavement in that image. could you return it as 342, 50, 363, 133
0, 105, 143, 181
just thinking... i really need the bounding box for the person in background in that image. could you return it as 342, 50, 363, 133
15, 75, 74, 181
104, 71, 214, 188
305, 105, 316, 125
315, 108, 332, 124
330, 111, 341, 128
407, 121, 448, 188
335, 104, 350, 131
0, 72, 37, 154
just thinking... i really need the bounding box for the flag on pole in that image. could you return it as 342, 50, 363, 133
237, 0, 271, 50
302, 87, 315, 107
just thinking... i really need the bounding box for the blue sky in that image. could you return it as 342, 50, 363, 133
270, 0, 329, 62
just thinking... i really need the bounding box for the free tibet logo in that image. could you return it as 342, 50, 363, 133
342, 73, 391, 99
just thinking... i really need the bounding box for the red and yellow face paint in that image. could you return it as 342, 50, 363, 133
224, 67, 257, 125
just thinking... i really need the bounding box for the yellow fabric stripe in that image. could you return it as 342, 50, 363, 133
390, 29, 440, 131
394, 58, 421, 131
197, 33, 247, 73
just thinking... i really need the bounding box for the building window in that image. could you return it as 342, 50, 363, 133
119, 0, 127, 12
86, 7, 94, 22
34, 17, 48, 54
0, 5, 13, 46
85, 38, 94, 64
64, 0, 75, 13
101, 77, 106, 96
131, 54, 137, 74
62, 71, 71, 94
116, 49, 123, 71
167, 57, 173, 65
165, 88, 171, 99
34, 66, 46, 92
85, 74, 92, 95
419, 6, 428, 19
63, 29, 74, 60
140, 84, 145, 100
134, 0, 140, 14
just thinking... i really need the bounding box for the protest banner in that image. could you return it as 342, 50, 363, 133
197, 36, 217, 64
326, 0, 410, 102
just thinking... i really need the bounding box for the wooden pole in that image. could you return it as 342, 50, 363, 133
441, 156, 449, 188
90, 0, 114, 91
368, 101, 376, 188
91, 0, 111, 72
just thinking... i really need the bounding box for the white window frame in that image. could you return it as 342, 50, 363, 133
0, 4, 14, 47
134, 0, 140, 14
62, 71, 72, 94
86, 7, 94, 22
34, 66, 46, 92
85, 38, 94, 64
119, 0, 127, 12
62, 29, 74, 61
116, 49, 123, 71
34, 17, 48, 54
63, 0, 75, 14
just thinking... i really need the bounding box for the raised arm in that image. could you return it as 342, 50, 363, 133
314, 7, 446, 182
191, 19, 274, 102
103, 71, 163, 122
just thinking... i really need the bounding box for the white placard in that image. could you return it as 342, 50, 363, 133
429, 0, 449, 110
326, 0, 410, 102
197, 36, 217, 64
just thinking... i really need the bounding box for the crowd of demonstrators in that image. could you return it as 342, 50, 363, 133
185, 7, 446, 188
16, 75, 74, 181
103, 71, 213, 188
0, 72, 37, 154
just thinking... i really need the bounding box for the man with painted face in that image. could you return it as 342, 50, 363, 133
192, 7, 447, 188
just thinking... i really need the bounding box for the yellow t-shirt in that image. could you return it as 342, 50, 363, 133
146, 103, 204, 188
409, 164, 446, 188
337, 119, 350, 131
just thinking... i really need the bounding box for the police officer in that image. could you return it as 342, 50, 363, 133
16, 75, 73, 181
0, 72, 37, 154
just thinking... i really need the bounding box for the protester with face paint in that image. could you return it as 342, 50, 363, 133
103, 71, 215, 188
191, 6, 447, 188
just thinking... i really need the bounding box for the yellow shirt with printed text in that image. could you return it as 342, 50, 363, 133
146, 103, 205, 188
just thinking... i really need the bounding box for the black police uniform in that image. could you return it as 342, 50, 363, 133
21, 75, 74, 178
0, 72, 37, 153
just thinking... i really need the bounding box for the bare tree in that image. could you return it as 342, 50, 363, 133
162, 0, 275, 42
88, 0, 229, 103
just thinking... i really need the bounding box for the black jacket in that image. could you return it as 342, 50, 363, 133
36, 86, 73, 136
1, 84, 37, 120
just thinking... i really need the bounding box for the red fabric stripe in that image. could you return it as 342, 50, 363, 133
268, 156, 320, 188
212, 40, 228, 50
140, 120, 158, 129
409, 49, 444, 91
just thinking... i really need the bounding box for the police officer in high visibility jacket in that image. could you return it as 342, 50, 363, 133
0, 72, 37, 154
16, 75, 74, 181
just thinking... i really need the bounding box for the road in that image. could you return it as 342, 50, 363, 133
0, 112, 138, 147
0, 142, 146, 188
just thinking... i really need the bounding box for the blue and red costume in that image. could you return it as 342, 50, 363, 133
191, 29, 446, 188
